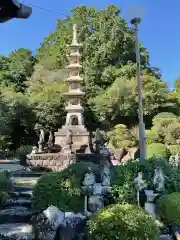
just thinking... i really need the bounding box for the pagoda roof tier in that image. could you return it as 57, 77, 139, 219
65, 105, 84, 112
66, 63, 82, 69
64, 91, 85, 96
67, 76, 83, 82
69, 42, 82, 47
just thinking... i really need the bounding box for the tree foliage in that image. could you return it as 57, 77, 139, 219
0, 5, 178, 152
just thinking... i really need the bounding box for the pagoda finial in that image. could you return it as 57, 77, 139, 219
72, 24, 78, 45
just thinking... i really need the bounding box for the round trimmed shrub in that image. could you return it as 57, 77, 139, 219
169, 145, 180, 155
156, 193, 180, 225
0, 192, 9, 208
0, 170, 12, 192
32, 161, 100, 212
147, 143, 170, 159
87, 203, 159, 240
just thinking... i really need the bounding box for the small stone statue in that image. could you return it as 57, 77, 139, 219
61, 129, 73, 153
134, 172, 147, 207
153, 167, 165, 192
134, 172, 147, 191
31, 146, 38, 155
102, 165, 111, 186
38, 129, 45, 153
83, 167, 96, 187
48, 131, 54, 152
95, 129, 103, 153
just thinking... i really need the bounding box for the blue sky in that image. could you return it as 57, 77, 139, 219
1, 0, 179, 88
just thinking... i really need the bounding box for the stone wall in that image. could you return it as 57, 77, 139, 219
26, 153, 111, 172
26, 153, 75, 172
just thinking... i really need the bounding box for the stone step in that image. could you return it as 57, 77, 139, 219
5, 198, 31, 208
13, 171, 43, 178
0, 223, 34, 240
160, 235, 172, 240
13, 185, 34, 192
0, 207, 33, 224
9, 191, 33, 200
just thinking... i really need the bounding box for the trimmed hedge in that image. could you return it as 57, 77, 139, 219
87, 203, 159, 240
0, 170, 12, 192
156, 193, 180, 225
147, 143, 170, 159
32, 161, 100, 212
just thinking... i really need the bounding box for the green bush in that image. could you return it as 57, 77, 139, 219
14, 145, 32, 165
15, 145, 32, 158
0, 191, 9, 208
168, 145, 180, 155
147, 143, 170, 159
107, 124, 137, 149
110, 158, 180, 205
146, 128, 159, 145
87, 203, 159, 240
32, 161, 100, 212
0, 170, 12, 192
156, 193, 180, 225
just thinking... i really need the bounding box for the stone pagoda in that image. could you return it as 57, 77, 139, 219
55, 24, 90, 152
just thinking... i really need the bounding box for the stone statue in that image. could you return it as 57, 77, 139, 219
153, 168, 165, 192
48, 131, 54, 152
95, 129, 103, 153
38, 129, 45, 153
102, 165, 111, 186
134, 172, 147, 207
134, 172, 147, 191
88, 195, 104, 213
31, 146, 38, 155
61, 129, 73, 153
83, 167, 96, 187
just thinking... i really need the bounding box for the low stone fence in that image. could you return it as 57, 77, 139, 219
26, 153, 75, 172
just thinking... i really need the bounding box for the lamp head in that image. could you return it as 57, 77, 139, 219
131, 17, 141, 25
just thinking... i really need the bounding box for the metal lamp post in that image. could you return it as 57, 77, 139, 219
131, 17, 146, 166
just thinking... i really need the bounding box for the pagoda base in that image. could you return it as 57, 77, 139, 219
55, 125, 90, 153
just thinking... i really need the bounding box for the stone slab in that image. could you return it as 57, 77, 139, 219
26, 152, 75, 172
0, 207, 33, 224
160, 235, 172, 240
0, 223, 33, 240
5, 198, 31, 208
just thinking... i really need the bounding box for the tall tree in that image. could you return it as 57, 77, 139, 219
0, 48, 35, 92
36, 5, 150, 98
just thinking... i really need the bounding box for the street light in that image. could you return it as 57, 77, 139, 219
0, 0, 32, 23
131, 17, 146, 166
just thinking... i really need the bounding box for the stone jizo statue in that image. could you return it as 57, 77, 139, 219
102, 165, 111, 186
48, 131, 54, 152
153, 168, 165, 192
83, 168, 96, 187
38, 129, 45, 153
134, 172, 147, 207
134, 172, 147, 192
31, 146, 38, 155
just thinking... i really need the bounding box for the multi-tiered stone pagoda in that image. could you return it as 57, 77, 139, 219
55, 24, 90, 152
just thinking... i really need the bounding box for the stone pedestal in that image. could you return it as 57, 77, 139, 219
55, 126, 90, 153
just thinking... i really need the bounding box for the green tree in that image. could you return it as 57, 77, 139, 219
0, 48, 35, 92
107, 124, 137, 149
36, 5, 150, 99
90, 71, 173, 127
0, 85, 35, 151
28, 81, 67, 131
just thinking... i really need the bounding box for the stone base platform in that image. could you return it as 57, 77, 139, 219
55, 126, 90, 153
26, 153, 75, 172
